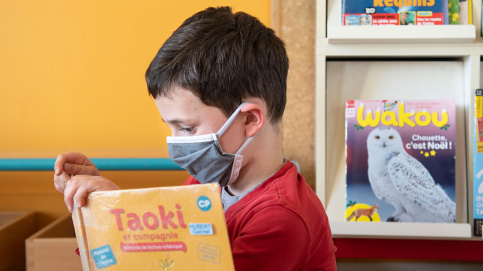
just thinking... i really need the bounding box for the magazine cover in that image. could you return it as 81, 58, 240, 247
342, 0, 448, 25
473, 89, 483, 236
345, 100, 456, 223
72, 183, 234, 271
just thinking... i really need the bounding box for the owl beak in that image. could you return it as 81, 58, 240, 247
382, 142, 386, 148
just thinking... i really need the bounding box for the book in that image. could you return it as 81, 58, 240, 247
342, 0, 448, 25
72, 183, 235, 270
458, 0, 469, 24
470, 0, 473, 24
345, 100, 456, 223
448, 0, 460, 24
473, 89, 483, 236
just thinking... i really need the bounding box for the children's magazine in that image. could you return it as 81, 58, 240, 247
342, 0, 448, 25
345, 100, 456, 223
473, 89, 483, 236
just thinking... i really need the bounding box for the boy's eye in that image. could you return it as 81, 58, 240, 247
179, 127, 194, 134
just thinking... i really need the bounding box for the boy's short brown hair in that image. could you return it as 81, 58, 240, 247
145, 6, 288, 123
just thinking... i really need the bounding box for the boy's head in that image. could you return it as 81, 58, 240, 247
145, 6, 288, 124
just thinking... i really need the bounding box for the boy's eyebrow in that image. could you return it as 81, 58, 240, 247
162, 118, 188, 125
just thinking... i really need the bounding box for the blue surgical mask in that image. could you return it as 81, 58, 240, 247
166, 103, 255, 187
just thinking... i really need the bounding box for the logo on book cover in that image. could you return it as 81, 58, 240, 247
197, 196, 212, 212
158, 254, 175, 270
91, 245, 117, 269
357, 101, 449, 128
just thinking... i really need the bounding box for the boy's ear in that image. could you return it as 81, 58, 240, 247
240, 103, 265, 137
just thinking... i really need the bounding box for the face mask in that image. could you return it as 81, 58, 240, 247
166, 103, 255, 187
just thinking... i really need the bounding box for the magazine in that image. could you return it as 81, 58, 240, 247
345, 100, 456, 223
72, 183, 234, 270
473, 89, 483, 236
342, 0, 448, 25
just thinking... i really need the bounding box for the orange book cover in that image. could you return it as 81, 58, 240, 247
72, 183, 234, 271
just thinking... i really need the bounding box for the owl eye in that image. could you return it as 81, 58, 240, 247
389, 136, 394, 139
375, 136, 380, 139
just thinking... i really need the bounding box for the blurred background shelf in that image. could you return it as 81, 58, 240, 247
330, 221, 471, 239
327, 25, 476, 44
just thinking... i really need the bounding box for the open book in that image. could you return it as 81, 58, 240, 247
72, 183, 234, 270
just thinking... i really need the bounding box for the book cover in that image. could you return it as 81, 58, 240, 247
473, 89, 483, 236
72, 183, 234, 271
345, 100, 456, 223
342, 0, 448, 25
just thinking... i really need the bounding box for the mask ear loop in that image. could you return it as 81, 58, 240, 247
235, 134, 256, 154
219, 103, 259, 186
216, 103, 251, 138
216, 102, 258, 155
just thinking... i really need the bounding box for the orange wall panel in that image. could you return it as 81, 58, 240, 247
0, 1, 270, 224
0, 0, 270, 156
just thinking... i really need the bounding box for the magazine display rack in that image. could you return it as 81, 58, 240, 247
316, 0, 483, 241
328, 0, 477, 44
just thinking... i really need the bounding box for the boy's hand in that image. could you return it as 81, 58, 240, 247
53, 152, 120, 212
63, 175, 120, 212
54, 152, 101, 193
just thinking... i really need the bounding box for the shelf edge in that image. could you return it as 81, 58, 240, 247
327, 25, 476, 45
330, 221, 472, 239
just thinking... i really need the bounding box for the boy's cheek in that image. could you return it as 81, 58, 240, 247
218, 135, 241, 154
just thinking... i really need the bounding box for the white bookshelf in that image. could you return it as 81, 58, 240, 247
330, 221, 472, 239
316, 0, 483, 240
328, 25, 476, 44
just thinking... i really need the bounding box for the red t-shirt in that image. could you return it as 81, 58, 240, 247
183, 160, 337, 270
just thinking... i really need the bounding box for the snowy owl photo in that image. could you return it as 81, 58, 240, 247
366, 127, 456, 222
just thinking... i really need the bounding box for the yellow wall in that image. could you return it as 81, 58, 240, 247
0, 0, 270, 227
0, 0, 270, 157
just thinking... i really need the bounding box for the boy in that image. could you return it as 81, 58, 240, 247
54, 7, 336, 270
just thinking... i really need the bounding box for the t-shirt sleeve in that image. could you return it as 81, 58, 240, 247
230, 205, 312, 270
182, 176, 200, 185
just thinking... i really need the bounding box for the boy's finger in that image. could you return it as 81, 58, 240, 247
64, 163, 99, 176
64, 194, 74, 213
73, 185, 88, 209
54, 154, 67, 176
63, 178, 80, 212
53, 171, 70, 193
55, 152, 95, 175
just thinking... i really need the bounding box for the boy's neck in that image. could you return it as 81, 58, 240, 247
227, 126, 284, 196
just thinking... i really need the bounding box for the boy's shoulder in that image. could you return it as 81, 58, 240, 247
225, 161, 327, 222
225, 160, 335, 269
